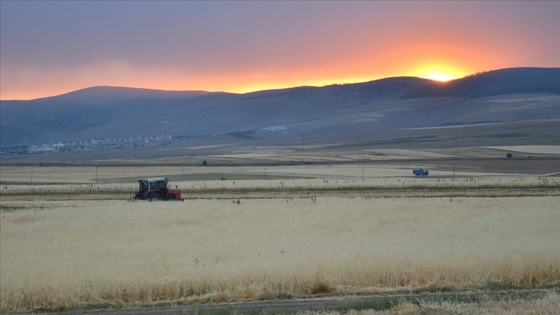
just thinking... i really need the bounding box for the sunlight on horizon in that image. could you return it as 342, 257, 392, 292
424, 73, 456, 82
412, 64, 467, 82
1, 67, 472, 100
230, 77, 375, 94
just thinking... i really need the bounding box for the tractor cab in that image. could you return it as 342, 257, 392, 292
133, 177, 182, 201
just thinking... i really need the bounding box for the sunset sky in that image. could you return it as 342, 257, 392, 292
1, 1, 559, 100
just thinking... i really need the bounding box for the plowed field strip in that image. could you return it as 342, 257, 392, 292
1, 186, 558, 201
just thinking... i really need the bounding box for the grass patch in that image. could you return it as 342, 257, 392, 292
0, 205, 46, 213
119, 173, 304, 183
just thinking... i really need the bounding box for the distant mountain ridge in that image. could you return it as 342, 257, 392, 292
404, 67, 560, 98
16, 67, 560, 104
1, 67, 559, 148
31, 86, 220, 104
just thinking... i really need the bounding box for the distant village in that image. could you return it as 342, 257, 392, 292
0, 134, 172, 157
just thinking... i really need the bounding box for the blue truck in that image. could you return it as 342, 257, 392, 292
412, 168, 429, 176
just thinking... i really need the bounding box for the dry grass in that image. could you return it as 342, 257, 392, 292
1, 174, 558, 200
3, 162, 560, 187
300, 291, 560, 314
0, 165, 184, 184
485, 145, 560, 155
1, 196, 559, 312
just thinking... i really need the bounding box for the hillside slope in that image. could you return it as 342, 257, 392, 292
1, 67, 559, 148
405, 67, 560, 98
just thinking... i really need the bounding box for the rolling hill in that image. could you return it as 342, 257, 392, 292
1, 67, 559, 151
32, 86, 218, 104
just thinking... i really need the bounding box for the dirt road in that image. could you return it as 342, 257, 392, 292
38, 289, 554, 315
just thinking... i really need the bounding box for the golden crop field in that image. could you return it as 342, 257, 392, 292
1, 195, 559, 312
1, 153, 559, 313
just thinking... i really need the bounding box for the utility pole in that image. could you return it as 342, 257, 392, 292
452, 132, 458, 178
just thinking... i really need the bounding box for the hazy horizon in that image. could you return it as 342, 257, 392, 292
3, 66, 559, 102
1, 1, 559, 100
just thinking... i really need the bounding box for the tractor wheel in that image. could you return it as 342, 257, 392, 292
168, 194, 176, 201
148, 193, 161, 202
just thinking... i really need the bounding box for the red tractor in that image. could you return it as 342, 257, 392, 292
133, 177, 183, 201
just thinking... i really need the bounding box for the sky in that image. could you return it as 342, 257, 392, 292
1, 1, 559, 100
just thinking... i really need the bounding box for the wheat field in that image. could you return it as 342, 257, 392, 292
1, 196, 559, 312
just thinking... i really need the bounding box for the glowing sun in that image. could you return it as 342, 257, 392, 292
424, 73, 456, 82
412, 64, 466, 82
